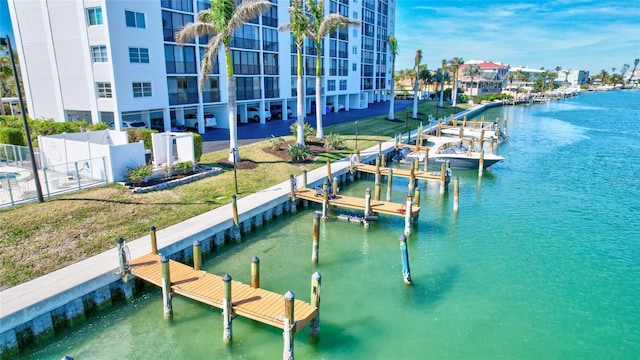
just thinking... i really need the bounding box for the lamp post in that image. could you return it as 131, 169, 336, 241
1, 35, 44, 203
230, 147, 238, 195
354, 121, 359, 151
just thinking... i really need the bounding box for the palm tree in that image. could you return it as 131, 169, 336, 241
599, 69, 608, 84
504, 72, 516, 96
448, 57, 464, 106
279, 0, 310, 146
306, 0, 360, 138
463, 64, 481, 96
563, 70, 571, 86
438, 59, 446, 108
0, 56, 13, 116
412, 49, 422, 118
176, 0, 272, 161
388, 35, 398, 120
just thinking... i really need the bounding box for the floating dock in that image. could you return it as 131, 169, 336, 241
293, 187, 419, 218
353, 162, 445, 183
129, 253, 318, 332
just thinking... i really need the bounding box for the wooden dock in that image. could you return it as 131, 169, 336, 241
294, 187, 420, 218
129, 253, 317, 332
353, 162, 444, 183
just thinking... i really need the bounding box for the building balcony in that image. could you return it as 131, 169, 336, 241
169, 91, 199, 105
202, 90, 221, 103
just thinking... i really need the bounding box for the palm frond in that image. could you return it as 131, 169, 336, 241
317, 13, 360, 38
226, 0, 272, 39
175, 22, 216, 45
198, 33, 226, 90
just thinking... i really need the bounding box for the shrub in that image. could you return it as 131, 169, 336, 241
269, 135, 285, 150
323, 133, 345, 150
127, 128, 154, 150
0, 127, 25, 146
289, 121, 315, 142
125, 165, 152, 185
173, 161, 193, 175
288, 143, 312, 162
192, 133, 202, 163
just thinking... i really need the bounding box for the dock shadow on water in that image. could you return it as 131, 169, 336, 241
401, 265, 460, 307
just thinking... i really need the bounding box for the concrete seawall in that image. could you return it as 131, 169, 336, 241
0, 102, 499, 356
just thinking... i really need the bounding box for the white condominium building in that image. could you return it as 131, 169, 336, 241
8, 0, 395, 133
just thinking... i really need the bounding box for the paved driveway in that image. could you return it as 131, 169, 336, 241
201, 99, 416, 153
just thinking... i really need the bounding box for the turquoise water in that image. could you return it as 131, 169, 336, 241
21, 91, 640, 359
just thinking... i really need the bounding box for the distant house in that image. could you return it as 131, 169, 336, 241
554, 69, 590, 87
458, 60, 510, 96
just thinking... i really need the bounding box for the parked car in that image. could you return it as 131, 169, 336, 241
109, 120, 147, 129
185, 112, 217, 129
150, 118, 187, 132
247, 107, 272, 122
326, 102, 345, 112
269, 104, 292, 119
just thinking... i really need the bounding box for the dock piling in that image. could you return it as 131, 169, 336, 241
332, 177, 338, 197
326, 160, 331, 182
251, 257, 260, 288
116, 237, 130, 281
289, 174, 297, 213
149, 226, 158, 255
399, 235, 412, 284
404, 195, 412, 236
413, 187, 421, 207
283, 291, 295, 360
386, 168, 393, 202
322, 182, 328, 219
309, 272, 321, 338
312, 212, 321, 263
303, 170, 307, 188
193, 241, 202, 271
478, 150, 485, 177
231, 194, 239, 227
161, 256, 172, 319
364, 188, 372, 218
223, 274, 233, 342
453, 176, 460, 213
440, 164, 447, 194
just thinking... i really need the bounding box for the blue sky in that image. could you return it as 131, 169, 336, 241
395, 0, 640, 73
2, 0, 638, 74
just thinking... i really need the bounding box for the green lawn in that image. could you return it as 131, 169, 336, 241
0, 101, 464, 289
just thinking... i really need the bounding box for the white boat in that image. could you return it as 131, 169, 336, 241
406, 136, 504, 169
440, 127, 498, 140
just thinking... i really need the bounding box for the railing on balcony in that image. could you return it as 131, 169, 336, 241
202, 90, 221, 103
169, 91, 199, 105
233, 64, 261, 75
230, 37, 260, 50
264, 65, 279, 75
165, 61, 197, 74
237, 89, 261, 101
264, 88, 279, 98
263, 41, 278, 52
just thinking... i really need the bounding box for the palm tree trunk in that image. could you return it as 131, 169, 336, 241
438, 80, 444, 108
389, 63, 395, 120
315, 50, 323, 139
296, 45, 305, 146
412, 77, 418, 118
226, 47, 239, 162
452, 73, 458, 107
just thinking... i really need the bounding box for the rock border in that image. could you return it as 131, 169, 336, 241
131, 167, 223, 193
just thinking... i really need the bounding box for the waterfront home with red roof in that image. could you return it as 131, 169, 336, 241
459, 60, 510, 96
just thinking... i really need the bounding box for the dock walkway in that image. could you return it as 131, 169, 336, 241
353, 162, 445, 183
293, 187, 419, 218
129, 253, 317, 332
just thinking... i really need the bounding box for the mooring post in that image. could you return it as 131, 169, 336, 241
322, 182, 328, 219
399, 235, 412, 284
312, 212, 321, 263
222, 274, 233, 342
193, 240, 202, 271
459, 127, 464, 140
251, 257, 260, 288
453, 176, 460, 213
303, 169, 308, 188
408, 162, 416, 195
378, 141, 382, 158
423, 150, 429, 172
149, 226, 158, 255
283, 291, 295, 360
364, 188, 372, 218
161, 256, 172, 319
413, 187, 421, 207
309, 272, 322, 338
326, 160, 331, 182
386, 168, 393, 202
332, 177, 338, 197
478, 150, 485, 177
231, 194, 239, 227
404, 195, 412, 236
289, 174, 297, 213
440, 164, 447, 194
437, 119, 442, 136
480, 129, 485, 152
349, 153, 354, 175
116, 237, 130, 280
374, 157, 381, 201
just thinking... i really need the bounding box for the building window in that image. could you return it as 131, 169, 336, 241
165, 45, 197, 74
352, 63, 357, 72
87, 7, 103, 26
132, 82, 152, 97
162, 11, 194, 42
125, 10, 146, 28
129, 48, 149, 63
328, 80, 335, 91
91, 45, 108, 63
352, 46, 357, 55
96, 82, 112, 98
340, 80, 347, 90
